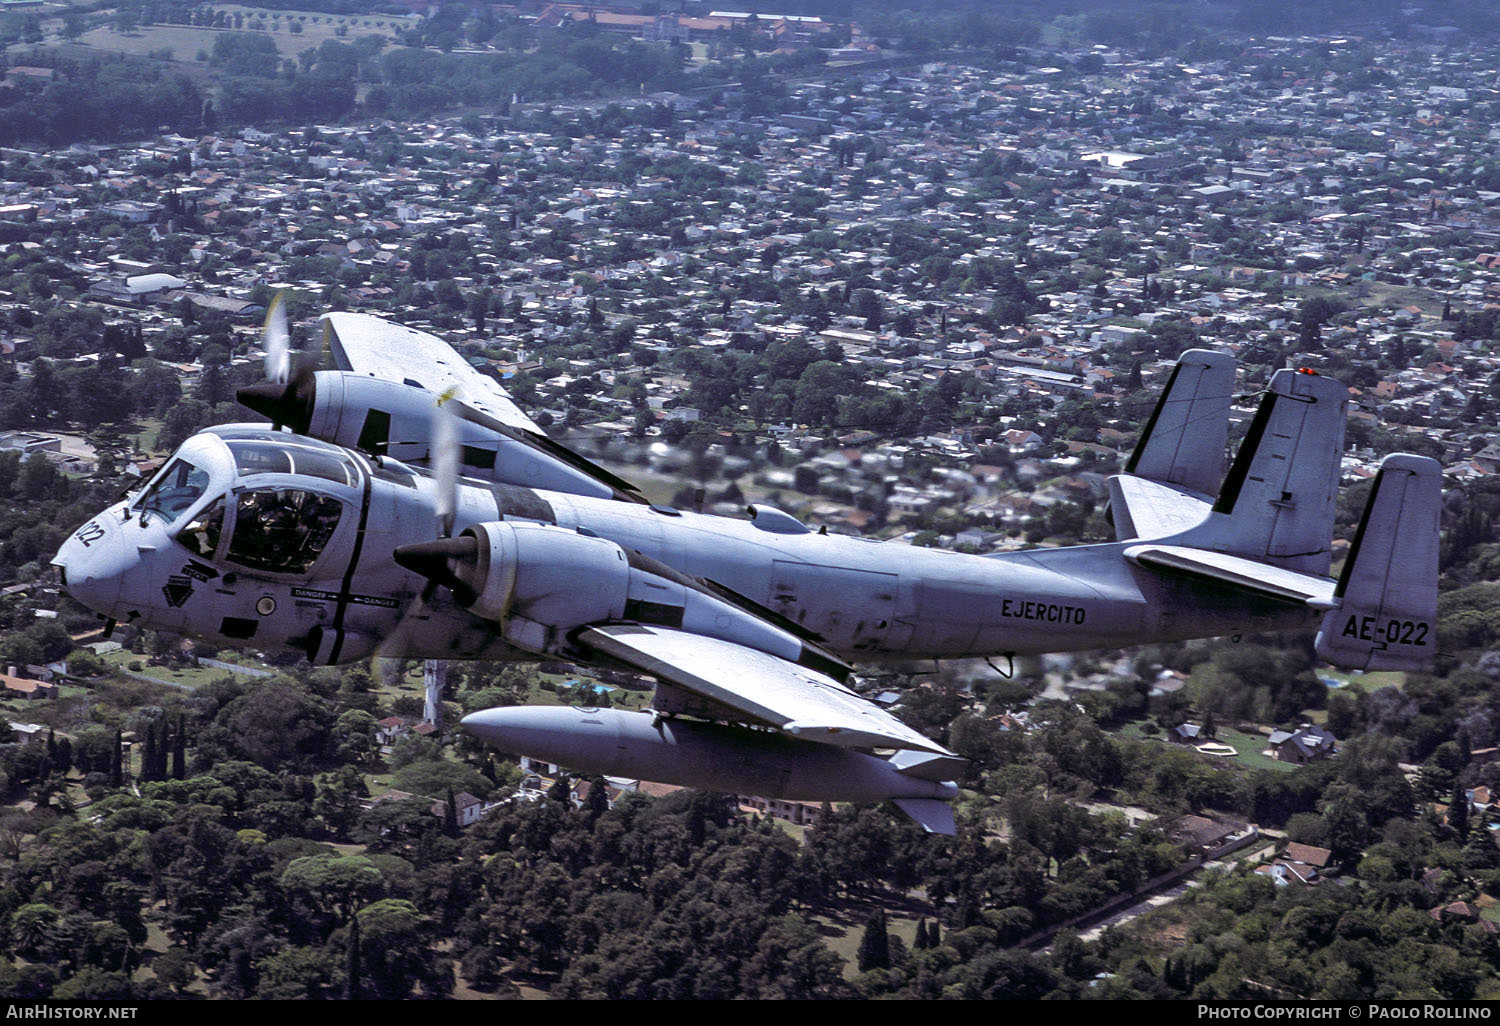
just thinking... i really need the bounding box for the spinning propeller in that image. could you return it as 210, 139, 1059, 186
237, 293, 315, 432
380, 387, 479, 670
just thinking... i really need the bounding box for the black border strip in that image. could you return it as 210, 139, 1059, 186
1124, 362, 1182, 476
1335, 467, 1385, 599
1213, 392, 1277, 515
329, 451, 375, 662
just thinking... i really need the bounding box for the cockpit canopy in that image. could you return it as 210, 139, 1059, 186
224, 437, 358, 487
140, 427, 360, 578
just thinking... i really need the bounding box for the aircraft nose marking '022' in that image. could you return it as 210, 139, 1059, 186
73, 519, 106, 548
52, 319, 1442, 833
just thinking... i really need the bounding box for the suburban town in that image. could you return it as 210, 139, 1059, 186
0, 0, 1496, 1001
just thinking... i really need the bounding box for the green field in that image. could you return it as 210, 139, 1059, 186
1318, 667, 1405, 693
1211, 727, 1298, 773
1117, 721, 1299, 773
101, 648, 261, 688
816, 909, 928, 979
128, 417, 164, 457
1363, 281, 1445, 315
66, 6, 401, 63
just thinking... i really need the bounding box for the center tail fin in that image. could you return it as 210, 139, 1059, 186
1314, 454, 1440, 671
1171, 366, 1347, 576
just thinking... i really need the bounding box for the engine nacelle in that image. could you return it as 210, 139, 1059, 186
460, 521, 630, 629
397, 521, 846, 675
305, 372, 439, 465
240, 371, 617, 499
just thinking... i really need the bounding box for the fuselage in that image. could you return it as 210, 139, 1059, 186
53, 426, 1322, 667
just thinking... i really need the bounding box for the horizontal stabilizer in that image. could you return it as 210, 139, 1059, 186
888, 749, 967, 783
1124, 544, 1336, 607
891, 798, 956, 835
1315, 454, 1440, 671
1108, 475, 1215, 542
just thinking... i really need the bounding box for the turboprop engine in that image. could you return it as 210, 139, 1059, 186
394, 520, 848, 678
239, 371, 629, 500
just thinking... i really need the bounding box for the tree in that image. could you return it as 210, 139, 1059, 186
468, 288, 491, 334
343, 912, 361, 999
172, 715, 186, 780
10, 903, 66, 962
443, 787, 460, 838
203, 683, 333, 771
333, 709, 379, 766
152, 948, 195, 996
1449, 782, 1470, 839
741, 915, 850, 998
280, 854, 384, 926
856, 909, 891, 971
348, 900, 451, 999
852, 289, 882, 330
86, 424, 131, 477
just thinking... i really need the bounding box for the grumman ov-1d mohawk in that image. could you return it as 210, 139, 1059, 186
53, 310, 1441, 834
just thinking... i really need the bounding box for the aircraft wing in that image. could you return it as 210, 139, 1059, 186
322, 312, 543, 435
578, 624, 954, 756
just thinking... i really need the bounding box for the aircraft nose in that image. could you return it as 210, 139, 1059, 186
53, 518, 131, 618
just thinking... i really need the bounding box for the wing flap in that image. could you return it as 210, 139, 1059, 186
1124, 544, 1337, 607
579, 624, 952, 755
891, 798, 956, 835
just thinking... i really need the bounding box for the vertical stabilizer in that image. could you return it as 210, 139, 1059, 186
1174, 367, 1346, 575
1315, 454, 1440, 671
1124, 349, 1235, 496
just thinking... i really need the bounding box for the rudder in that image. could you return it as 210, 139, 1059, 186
1174, 367, 1347, 575
1315, 454, 1440, 671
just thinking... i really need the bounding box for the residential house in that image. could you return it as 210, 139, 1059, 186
1267, 724, 1338, 764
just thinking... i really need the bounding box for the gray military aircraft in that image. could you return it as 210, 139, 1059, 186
51, 313, 1441, 834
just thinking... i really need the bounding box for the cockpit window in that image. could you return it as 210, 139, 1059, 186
137, 459, 211, 525
226, 440, 356, 488
178, 498, 225, 558
290, 449, 356, 487
227, 441, 292, 477
226, 489, 344, 575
